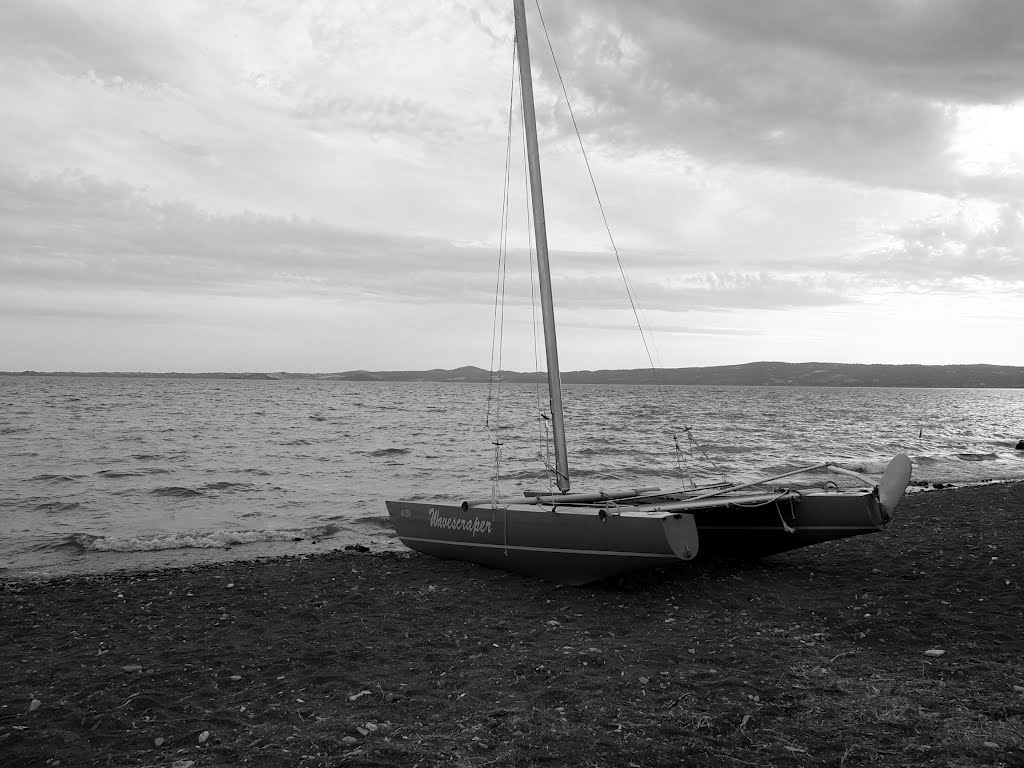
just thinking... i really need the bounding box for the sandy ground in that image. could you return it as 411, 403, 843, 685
2, 482, 1022, 767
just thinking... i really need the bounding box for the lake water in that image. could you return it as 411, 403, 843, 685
2, 375, 1022, 577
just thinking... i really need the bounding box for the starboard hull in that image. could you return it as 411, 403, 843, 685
688, 490, 889, 559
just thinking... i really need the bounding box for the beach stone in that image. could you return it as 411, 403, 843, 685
341, 736, 358, 746
154, 737, 164, 746
171, 762, 195, 768
122, 664, 143, 673
28, 698, 41, 712
1015, 440, 1024, 450
924, 649, 945, 657
198, 730, 210, 743
1013, 685, 1024, 693
983, 741, 1001, 749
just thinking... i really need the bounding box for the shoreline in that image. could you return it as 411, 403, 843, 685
3, 477, 1022, 584
4, 363, 1024, 388
3, 482, 1022, 766
0, 528, 403, 584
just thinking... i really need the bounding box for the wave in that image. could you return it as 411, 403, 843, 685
96, 468, 171, 478
0, 426, 32, 435
831, 459, 891, 475
149, 486, 205, 498
71, 524, 341, 553
28, 473, 86, 482
574, 446, 617, 457
903, 451, 1003, 468
199, 481, 257, 492
369, 448, 411, 457
956, 452, 998, 462
34, 501, 82, 513
351, 514, 395, 530
709, 444, 754, 456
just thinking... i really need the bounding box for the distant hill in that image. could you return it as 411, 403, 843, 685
2, 371, 276, 381
5, 362, 1024, 387
564, 362, 1024, 388
337, 362, 1024, 387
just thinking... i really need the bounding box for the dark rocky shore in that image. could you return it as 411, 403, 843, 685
2, 483, 1022, 767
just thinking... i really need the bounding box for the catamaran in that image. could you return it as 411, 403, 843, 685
385, 0, 912, 586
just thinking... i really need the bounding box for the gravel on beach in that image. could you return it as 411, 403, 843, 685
2, 483, 1022, 767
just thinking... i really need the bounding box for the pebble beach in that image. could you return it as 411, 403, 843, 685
2, 482, 1022, 767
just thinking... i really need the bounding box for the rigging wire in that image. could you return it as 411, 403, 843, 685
533, 0, 724, 485
487, 40, 521, 504
490, 36, 560, 502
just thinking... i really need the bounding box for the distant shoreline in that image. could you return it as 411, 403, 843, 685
3, 361, 1024, 388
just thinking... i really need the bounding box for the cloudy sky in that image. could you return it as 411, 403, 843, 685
2, 0, 1023, 372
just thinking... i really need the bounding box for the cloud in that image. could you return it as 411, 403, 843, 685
2, 1, 1023, 370
0, 0, 187, 86
3, 163, 1000, 335
533, 270, 855, 314
0, 167, 512, 312
530, 0, 1024, 195
863, 201, 1024, 287
625, 0, 1024, 103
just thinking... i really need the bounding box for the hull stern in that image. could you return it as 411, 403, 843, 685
386, 500, 697, 586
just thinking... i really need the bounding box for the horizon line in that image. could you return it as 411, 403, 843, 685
4, 361, 1024, 377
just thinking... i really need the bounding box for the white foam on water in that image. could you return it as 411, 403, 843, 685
77, 525, 336, 553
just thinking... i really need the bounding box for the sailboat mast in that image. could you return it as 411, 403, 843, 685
512, 0, 570, 493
